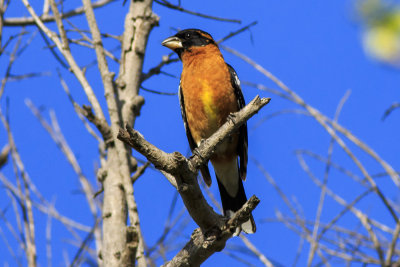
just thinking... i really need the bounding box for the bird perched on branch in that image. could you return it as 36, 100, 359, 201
162, 29, 256, 234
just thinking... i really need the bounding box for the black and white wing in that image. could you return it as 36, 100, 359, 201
227, 64, 248, 180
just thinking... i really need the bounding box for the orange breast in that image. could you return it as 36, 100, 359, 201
180, 45, 238, 147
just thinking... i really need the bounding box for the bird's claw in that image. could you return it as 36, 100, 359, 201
191, 147, 204, 161
227, 113, 237, 123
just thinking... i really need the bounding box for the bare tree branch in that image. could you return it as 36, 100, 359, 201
25, 100, 102, 263
99, 1, 158, 266
201, 176, 274, 267
0, 0, 5, 51
222, 45, 400, 191
154, 0, 241, 23
4, 0, 116, 26
163, 196, 260, 267
0, 174, 91, 232
0, 108, 37, 267
20, 0, 106, 121
0, 144, 9, 168
131, 162, 150, 183
216, 21, 257, 44
297, 154, 386, 265
0, 26, 25, 99
239, 235, 274, 267
118, 96, 269, 265
56, 69, 105, 144
385, 219, 400, 265
307, 90, 351, 266
45, 207, 52, 267
382, 102, 400, 121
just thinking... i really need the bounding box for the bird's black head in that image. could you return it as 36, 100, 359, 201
162, 29, 216, 57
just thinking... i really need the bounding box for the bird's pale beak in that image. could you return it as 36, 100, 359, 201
161, 36, 183, 50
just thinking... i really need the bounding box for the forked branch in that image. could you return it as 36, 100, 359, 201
118, 96, 270, 266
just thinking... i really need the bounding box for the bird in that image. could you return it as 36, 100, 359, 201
162, 29, 256, 234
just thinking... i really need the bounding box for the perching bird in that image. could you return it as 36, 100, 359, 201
162, 29, 256, 234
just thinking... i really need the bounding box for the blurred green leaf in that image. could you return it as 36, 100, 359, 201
358, 0, 400, 66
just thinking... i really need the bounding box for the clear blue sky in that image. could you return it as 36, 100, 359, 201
1, 0, 399, 266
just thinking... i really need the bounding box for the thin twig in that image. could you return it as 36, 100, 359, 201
223, 45, 400, 222
140, 86, 177, 96
21, 0, 106, 121
223, 45, 400, 191
0, 144, 10, 168
5, 0, 117, 26
240, 235, 274, 267
45, 205, 52, 267
382, 102, 400, 121
70, 219, 100, 267
56, 69, 103, 144
307, 90, 351, 266
0, 173, 91, 232
25, 100, 102, 260
217, 21, 257, 43
385, 219, 400, 265
131, 162, 151, 183
297, 154, 385, 265
0, 27, 25, 99
155, 0, 241, 23
0, 107, 37, 267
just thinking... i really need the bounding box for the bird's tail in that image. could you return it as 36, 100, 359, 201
214, 160, 256, 234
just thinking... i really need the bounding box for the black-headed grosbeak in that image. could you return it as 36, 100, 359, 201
162, 29, 256, 234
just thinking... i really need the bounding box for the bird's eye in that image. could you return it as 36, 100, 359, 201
185, 33, 191, 39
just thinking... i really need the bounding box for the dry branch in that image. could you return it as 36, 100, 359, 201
4, 0, 116, 26
0, 109, 37, 267
223, 47, 400, 265
307, 90, 351, 266
0, 144, 9, 168
21, 0, 106, 121
118, 96, 269, 266
99, 1, 158, 266
163, 196, 260, 267
223, 45, 400, 191
154, 0, 241, 23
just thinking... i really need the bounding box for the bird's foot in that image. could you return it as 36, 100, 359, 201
227, 112, 237, 123
191, 147, 204, 161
